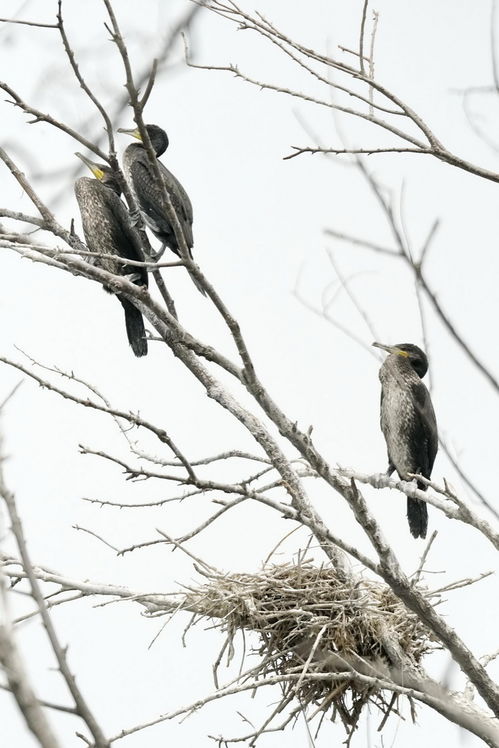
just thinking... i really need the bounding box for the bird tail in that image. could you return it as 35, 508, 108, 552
407, 489, 428, 539
119, 297, 148, 357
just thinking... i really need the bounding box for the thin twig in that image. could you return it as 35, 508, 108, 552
358, 0, 369, 75
0, 17, 58, 29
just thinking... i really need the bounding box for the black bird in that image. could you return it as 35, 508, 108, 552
74, 153, 148, 357
372, 342, 438, 539
118, 124, 205, 295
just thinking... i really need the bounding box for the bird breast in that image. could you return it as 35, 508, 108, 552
74, 179, 122, 275
380, 370, 423, 478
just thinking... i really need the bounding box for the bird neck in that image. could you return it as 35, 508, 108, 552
102, 180, 121, 196
380, 355, 420, 383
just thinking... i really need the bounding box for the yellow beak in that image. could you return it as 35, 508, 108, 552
372, 342, 410, 358
75, 152, 105, 181
117, 127, 142, 141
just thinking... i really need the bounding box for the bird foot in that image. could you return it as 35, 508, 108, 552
124, 272, 142, 283
152, 244, 167, 261
129, 209, 142, 227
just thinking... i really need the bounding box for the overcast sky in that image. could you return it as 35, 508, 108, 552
1, 0, 498, 746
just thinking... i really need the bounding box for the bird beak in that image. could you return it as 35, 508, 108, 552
372, 342, 409, 357
75, 152, 105, 181
372, 342, 393, 353
117, 127, 142, 141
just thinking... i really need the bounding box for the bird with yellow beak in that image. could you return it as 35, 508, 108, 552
372, 342, 438, 538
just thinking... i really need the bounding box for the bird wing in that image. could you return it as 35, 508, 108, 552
99, 187, 148, 287
411, 379, 438, 476
160, 162, 193, 230
130, 157, 194, 249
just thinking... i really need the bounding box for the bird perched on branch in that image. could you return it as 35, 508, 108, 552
118, 123, 205, 295
372, 342, 438, 539
74, 153, 148, 357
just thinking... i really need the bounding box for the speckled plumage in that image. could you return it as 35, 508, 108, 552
377, 344, 438, 538
74, 175, 148, 357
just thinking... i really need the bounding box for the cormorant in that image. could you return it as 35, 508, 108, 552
74, 153, 148, 357
117, 124, 205, 295
372, 342, 438, 539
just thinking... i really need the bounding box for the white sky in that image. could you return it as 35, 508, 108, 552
1, 0, 498, 746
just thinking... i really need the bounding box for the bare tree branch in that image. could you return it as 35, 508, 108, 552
337, 468, 499, 551
0, 441, 110, 747
0, 566, 62, 747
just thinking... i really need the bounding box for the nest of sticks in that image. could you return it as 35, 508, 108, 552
187, 562, 433, 733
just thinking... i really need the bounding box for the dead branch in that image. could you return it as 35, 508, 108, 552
0, 565, 62, 746
0, 442, 110, 747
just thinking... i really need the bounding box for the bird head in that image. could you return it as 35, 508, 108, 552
372, 342, 429, 378
117, 124, 169, 157
75, 153, 121, 194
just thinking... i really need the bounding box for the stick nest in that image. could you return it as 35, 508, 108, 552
188, 562, 433, 730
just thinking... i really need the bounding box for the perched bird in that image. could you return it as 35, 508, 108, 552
74, 152, 148, 357
118, 124, 205, 295
372, 342, 438, 538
